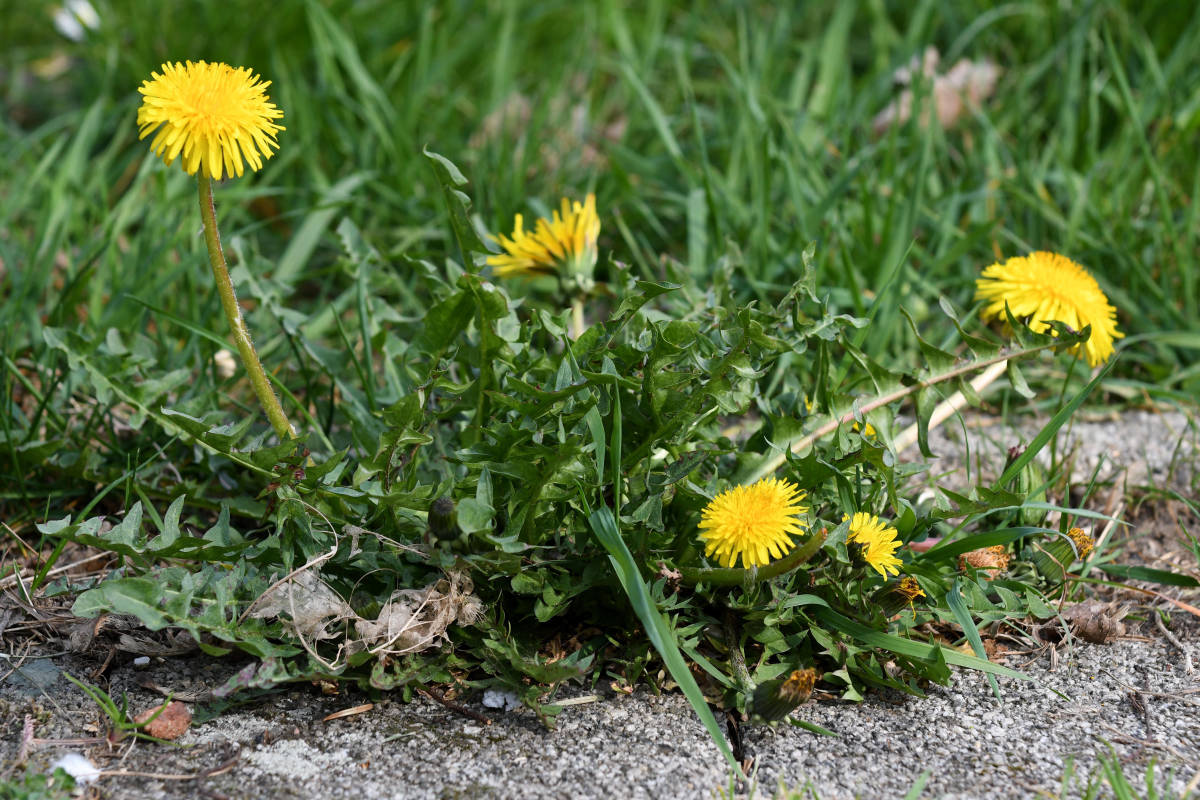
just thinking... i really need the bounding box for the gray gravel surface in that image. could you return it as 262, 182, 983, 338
2, 622, 1198, 800
3, 410, 1199, 799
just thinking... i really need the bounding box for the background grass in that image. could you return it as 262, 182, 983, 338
3, 0, 1198, 526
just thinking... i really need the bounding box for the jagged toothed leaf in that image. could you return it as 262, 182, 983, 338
423, 146, 489, 262
902, 307, 957, 373
938, 296, 1001, 358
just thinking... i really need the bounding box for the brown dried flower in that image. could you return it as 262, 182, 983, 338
958, 545, 1010, 579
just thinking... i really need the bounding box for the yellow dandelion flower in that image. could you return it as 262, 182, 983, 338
487, 194, 600, 281
698, 478, 809, 568
847, 512, 903, 578
137, 60, 285, 180
975, 251, 1123, 367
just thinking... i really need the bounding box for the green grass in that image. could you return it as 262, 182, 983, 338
1, 1, 1193, 512
3, 0, 1199, 769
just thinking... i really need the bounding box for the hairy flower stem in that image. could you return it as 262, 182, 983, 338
198, 173, 294, 440
678, 527, 828, 588
723, 611, 753, 691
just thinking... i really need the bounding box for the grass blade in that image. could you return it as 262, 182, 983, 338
587, 506, 744, 778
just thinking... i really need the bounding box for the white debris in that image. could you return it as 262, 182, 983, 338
49, 753, 101, 785
481, 689, 522, 711
213, 349, 238, 380
53, 0, 100, 41
133, 656, 151, 668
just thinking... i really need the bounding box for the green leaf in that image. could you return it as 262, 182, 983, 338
809, 606, 1028, 681
275, 173, 369, 282
72, 578, 168, 629
457, 497, 495, 534
997, 359, 1116, 488
423, 147, 489, 264
1101, 564, 1200, 587
610, 280, 682, 324
947, 578, 1000, 700
586, 506, 743, 778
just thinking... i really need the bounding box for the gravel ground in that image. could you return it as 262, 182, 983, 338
2, 621, 1198, 800
3, 410, 1198, 799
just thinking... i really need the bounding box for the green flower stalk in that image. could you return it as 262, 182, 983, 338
137, 60, 294, 440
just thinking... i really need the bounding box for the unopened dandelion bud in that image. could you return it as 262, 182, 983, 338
751, 668, 819, 723
1004, 446, 1047, 526
428, 497, 460, 543
958, 545, 1010, 580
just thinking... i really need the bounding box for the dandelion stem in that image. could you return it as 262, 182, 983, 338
197, 173, 294, 440
723, 612, 753, 691
678, 527, 828, 588
570, 295, 585, 340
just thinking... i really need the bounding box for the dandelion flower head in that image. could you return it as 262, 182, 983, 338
698, 477, 808, 568
488, 194, 600, 281
138, 60, 285, 180
975, 251, 1122, 367
847, 512, 903, 578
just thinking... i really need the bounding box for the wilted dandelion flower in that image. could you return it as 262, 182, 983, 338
698, 478, 808, 568
975, 251, 1123, 367
137, 60, 285, 180
1067, 527, 1095, 560
488, 194, 600, 282
847, 512, 903, 578
958, 545, 1011, 580
874, 575, 926, 615
752, 668, 819, 722
896, 576, 925, 602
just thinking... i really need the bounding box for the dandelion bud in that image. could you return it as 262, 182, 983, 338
428, 497, 460, 543
751, 668, 819, 723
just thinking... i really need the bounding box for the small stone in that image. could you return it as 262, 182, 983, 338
134, 700, 191, 740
